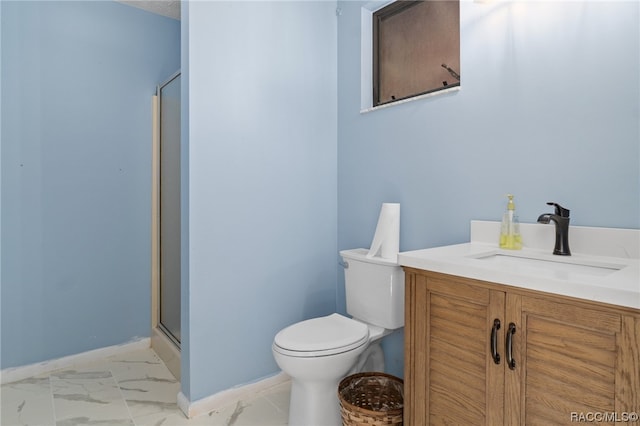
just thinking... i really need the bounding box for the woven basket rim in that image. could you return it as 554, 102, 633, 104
338, 372, 404, 417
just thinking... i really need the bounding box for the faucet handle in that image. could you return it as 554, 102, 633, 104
546, 202, 570, 218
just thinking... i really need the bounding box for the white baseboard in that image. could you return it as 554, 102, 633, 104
0, 337, 151, 384
177, 371, 290, 419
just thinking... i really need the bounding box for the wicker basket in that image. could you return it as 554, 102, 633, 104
338, 372, 404, 426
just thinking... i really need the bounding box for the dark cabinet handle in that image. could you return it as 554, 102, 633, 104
490, 319, 501, 364
506, 322, 516, 370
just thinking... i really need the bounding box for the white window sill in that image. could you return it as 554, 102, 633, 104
360, 85, 461, 114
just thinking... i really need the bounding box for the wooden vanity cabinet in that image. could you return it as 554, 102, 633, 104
404, 268, 640, 425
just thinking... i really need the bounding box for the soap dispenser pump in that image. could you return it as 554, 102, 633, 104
500, 194, 522, 250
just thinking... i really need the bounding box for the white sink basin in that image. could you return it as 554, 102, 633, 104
470, 251, 626, 278
398, 224, 640, 309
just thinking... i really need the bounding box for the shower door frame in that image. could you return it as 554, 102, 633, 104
151, 70, 181, 380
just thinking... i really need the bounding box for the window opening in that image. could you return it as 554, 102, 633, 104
373, 0, 460, 107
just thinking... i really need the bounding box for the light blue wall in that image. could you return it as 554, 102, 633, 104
180, 0, 192, 402
337, 0, 639, 378
1, 1, 180, 368
184, 1, 338, 401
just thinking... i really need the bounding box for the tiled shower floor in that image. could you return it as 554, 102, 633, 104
1, 348, 290, 426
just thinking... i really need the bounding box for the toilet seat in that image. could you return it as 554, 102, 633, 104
273, 313, 369, 358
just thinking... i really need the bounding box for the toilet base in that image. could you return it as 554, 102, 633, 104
288, 377, 342, 426
282, 342, 386, 426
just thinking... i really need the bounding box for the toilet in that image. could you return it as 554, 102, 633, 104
272, 248, 404, 426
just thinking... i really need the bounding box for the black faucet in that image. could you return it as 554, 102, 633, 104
537, 202, 571, 256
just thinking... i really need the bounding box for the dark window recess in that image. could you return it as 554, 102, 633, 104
373, 0, 460, 107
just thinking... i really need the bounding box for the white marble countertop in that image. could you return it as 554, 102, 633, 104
398, 221, 640, 310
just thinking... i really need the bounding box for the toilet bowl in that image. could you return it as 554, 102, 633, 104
272, 249, 404, 426
272, 314, 371, 426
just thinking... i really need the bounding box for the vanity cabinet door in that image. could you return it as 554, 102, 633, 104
405, 271, 505, 425
405, 269, 640, 426
506, 295, 640, 425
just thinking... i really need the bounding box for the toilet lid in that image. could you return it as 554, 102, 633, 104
274, 313, 369, 356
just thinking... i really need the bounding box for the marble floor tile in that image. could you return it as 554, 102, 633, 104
0, 348, 291, 426
106, 349, 172, 382
50, 369, 133, 425
133, 408, 224, 426
108, 350, 181, 420
260, 382, 291, 415
133, 384, 291, 426
216, 397, 288, 426
0, 377, 55, 426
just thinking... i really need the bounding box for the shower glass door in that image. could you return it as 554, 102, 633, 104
158, 72, 181, 345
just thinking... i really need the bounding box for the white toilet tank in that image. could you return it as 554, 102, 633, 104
340, 248, 404, 330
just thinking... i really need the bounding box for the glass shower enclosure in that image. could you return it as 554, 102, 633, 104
153, 71, 181, 352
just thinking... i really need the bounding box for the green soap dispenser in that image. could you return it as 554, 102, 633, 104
499, 194, 522, 250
